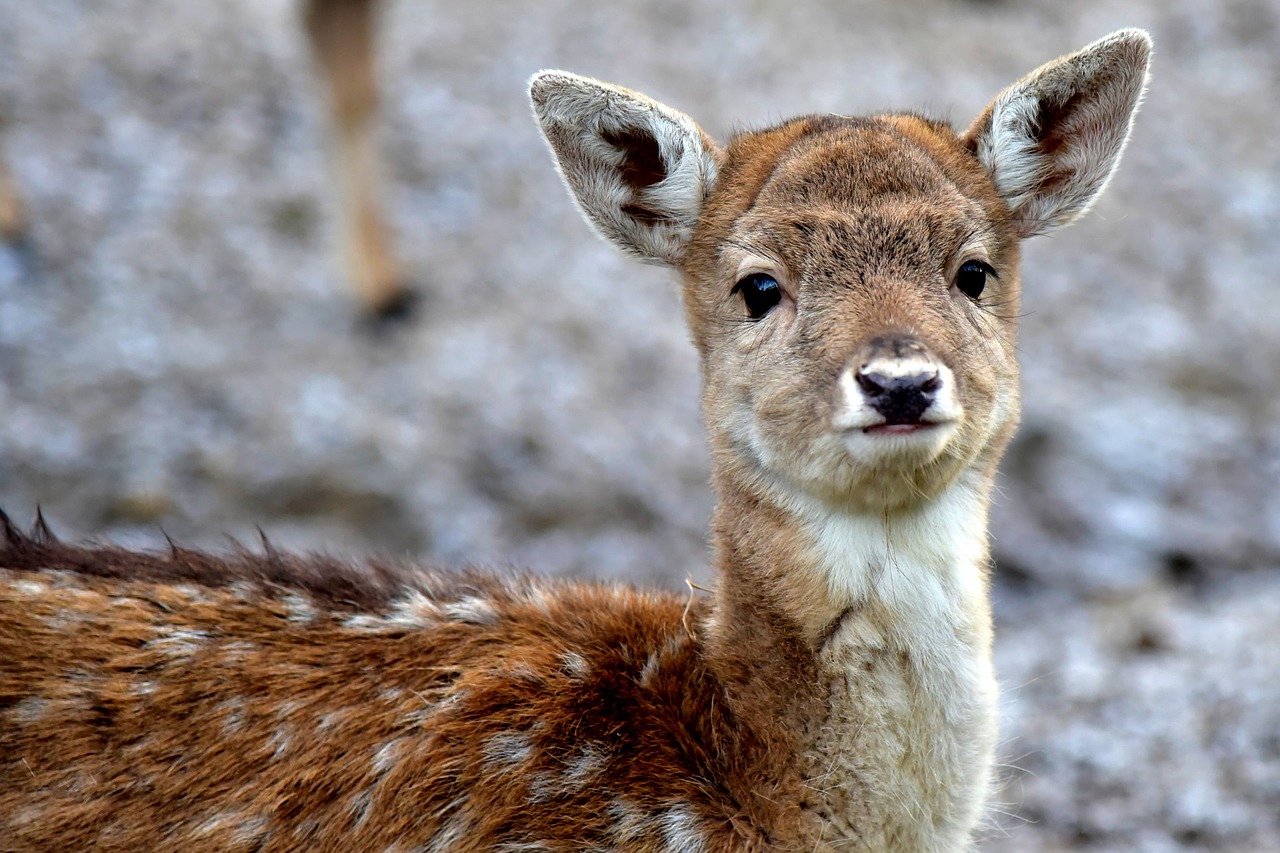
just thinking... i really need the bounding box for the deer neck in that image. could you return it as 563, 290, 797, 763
703, 461, 999, 849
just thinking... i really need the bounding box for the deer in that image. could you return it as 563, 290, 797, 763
0, 29, 1150, 852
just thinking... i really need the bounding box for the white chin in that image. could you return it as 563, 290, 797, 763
840, 421, 957, 466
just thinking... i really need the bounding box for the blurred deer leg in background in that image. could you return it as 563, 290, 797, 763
0, 156, 26, 244
303, 0, 414, 320
0, 154, 35, 277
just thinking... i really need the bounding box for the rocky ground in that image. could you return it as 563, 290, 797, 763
0, 0, 1277, 849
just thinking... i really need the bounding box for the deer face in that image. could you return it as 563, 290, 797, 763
684, 117, 1023, 511
531, 29, 1149, 514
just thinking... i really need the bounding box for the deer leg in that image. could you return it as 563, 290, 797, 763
0, 156, 26, 243
303, 0, 413, 319
0, 154, 37, 278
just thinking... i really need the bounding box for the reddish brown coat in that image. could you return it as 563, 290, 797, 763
0, 515, 798, 851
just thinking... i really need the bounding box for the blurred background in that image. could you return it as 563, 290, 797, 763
0, 0, 1276, 849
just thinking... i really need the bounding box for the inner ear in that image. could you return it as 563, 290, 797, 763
601, 126, 671, 225
601, 127, 668, 190
1034, 92, 1087, 156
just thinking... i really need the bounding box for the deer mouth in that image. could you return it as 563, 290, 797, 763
838, 418, 958, 466
860, 416, 955, 437
863, 421, 938, 436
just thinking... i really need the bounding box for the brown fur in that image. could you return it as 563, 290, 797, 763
1, 512, 792, 851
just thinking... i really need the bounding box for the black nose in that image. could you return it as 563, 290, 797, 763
855, 367, 940, 424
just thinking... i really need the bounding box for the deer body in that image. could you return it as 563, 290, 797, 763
0, 31, 1150, 851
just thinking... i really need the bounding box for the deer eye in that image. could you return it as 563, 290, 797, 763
732, 273, 782, 320
955, 261, 995, 300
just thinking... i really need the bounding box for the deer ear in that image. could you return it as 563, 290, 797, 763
963, 29, 1151, 238
530, 71, 723, 266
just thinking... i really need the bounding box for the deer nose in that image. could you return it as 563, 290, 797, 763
855, 367, 940, 424
851, 332, 945, 426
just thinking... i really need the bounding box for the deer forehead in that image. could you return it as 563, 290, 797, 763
760, 121, 963, 201
690, 118, 1016, 315
717, 118, 1003, 233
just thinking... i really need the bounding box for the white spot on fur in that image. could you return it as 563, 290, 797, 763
482, 732, 534, 770
292, 816, 322, 841
443, 595, 498, 625
399, 687, 468, 728
8, 802, 50, 829
660, 804, 707, 853
342, 590, 444, 633
7, 578, 48, 596
563, 744, 607, 784
281, 593, 317, 623
39, 606, 89, 632
274, 700, 302, 721
228, 581, 257, 601
269, 726, 294, 759
520, 584, 558, 615
217, 698, 246, 734
345, 788, 374, 829
8, 696, 48, 723
147, 629, 212, 661
504, 662, 546, 686
638, 634, 686, 688
559, 651, 590, 678
219, 641, 259, 664
317, 707, 355, 731
526, 770, 561, 805
398, 591, 443, 621
341, 613, 387, 633
372, 737, 411, 775
607, 799, 648, 842
193, 810, 270, 844
425, 799, 471, 852
171, 583, 214, 604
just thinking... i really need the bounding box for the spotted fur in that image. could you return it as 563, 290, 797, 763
0, 517, 749, 851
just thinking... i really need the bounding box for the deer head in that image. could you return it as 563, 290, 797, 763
530, 30, 1150, 520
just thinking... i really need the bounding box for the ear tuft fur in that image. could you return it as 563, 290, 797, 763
529, 71, 722, 266
965, 29, 1152, 237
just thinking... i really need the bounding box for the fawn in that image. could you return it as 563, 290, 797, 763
0, 30, 1150, 852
